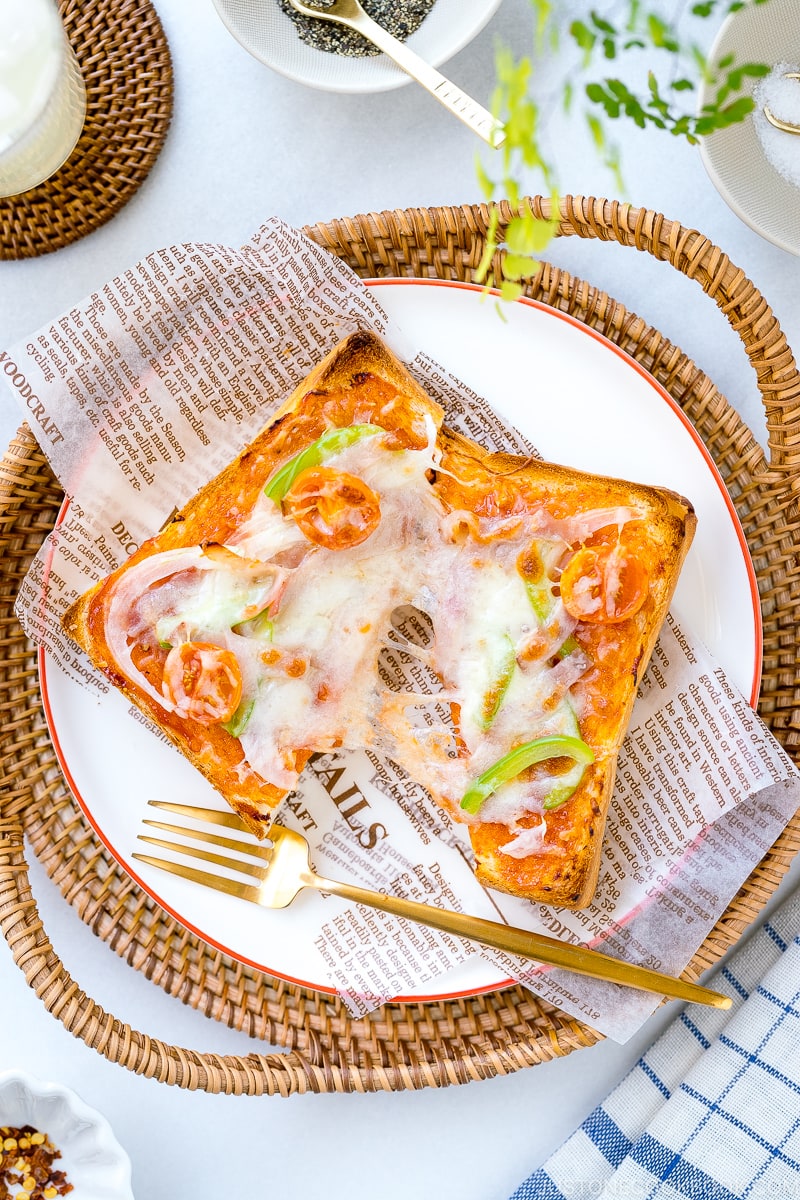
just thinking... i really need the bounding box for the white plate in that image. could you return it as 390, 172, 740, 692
40, 280, 761, 1003
699, 0, 800, 256
212, 0, 503, 94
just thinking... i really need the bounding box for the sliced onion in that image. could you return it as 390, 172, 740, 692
500, 818, 566, 859
103, 544, 286, 714
439, 509, 523, 544
517, 601, 578, 665
499, 818, 547, 858
530, 505, 643, 545
547, 647, 592, 692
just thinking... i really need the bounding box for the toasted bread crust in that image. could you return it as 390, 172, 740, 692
63, 329, 695, 903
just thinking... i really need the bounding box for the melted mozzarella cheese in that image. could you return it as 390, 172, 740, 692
189, 436, 444, 791
432, 554, 537, 749
107, 430, 615, 849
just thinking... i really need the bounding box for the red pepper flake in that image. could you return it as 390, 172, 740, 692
0, 1126, 72, 1200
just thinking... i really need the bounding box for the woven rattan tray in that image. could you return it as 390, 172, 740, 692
1, 197, 799, 1095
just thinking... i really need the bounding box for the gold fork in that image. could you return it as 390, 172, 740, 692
285, 0, 505, 148
133, 801, 731, 1009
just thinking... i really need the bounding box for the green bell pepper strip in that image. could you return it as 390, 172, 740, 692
479, 634, 517, 731
264, 423, 384, 503
524, 578, 552, 625
460, 734, 594, 815
222, 696, 255, 738
557, 633, 580, 660
522, 539, 563, 624
223, 612, 273, 734
525, 579, 585, 662
543, 772, 584, 810
232, 611, 274, 641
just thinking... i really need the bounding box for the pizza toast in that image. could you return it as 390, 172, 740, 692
429, 428, 693, 906
63, 329, 696, 907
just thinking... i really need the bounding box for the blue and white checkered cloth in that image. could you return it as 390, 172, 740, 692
510, 883, 800, 1200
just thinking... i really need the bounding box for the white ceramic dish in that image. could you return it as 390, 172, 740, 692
211, 0, 504, 93
0, 1070, 133, 1200
699, 0, 800, 255
39, 278, 761, 1005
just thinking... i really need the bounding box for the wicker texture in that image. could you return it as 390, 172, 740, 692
0, 0, 172, 260
1, 197, 799, 1094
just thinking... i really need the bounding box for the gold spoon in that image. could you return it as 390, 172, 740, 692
286, 0, 505, 148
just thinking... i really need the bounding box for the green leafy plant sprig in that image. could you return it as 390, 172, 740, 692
476, 0, 772, 296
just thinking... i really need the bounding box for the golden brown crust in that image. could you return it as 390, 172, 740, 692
63, 329, 695, 901
470, 759, 615, 907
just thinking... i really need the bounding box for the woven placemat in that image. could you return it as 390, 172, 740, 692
0, 0, 173, 261
1, 197, 799, 1095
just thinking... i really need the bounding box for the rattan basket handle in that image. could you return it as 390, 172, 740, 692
546, 196, 800, 483
307, 196, 800, 499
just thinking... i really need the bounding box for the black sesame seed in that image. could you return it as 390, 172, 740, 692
280, 0, 438, 58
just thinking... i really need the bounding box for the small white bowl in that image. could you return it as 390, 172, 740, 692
0, 1071, 133, 1200
699, 0, 800, 255
212, 0, 504, 94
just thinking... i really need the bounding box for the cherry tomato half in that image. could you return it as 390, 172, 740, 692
283, 466, 381, 550
560, 541, 648, 624
163, 642, 243, 725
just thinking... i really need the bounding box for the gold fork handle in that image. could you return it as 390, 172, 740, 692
323, 4, 505, 148
313, 875, 730, 1009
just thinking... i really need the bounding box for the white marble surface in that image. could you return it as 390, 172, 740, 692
0, 2, 797, 1197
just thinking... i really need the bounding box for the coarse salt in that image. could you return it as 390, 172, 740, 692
753, 62, 800, 189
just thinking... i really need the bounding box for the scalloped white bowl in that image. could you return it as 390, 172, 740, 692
0, 1071, 133, 1200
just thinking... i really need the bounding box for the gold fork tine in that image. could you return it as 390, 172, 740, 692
132, 852, 265, 904
147, 799, 249, 830
143, 817, 271, 860
136, 833, 268, 881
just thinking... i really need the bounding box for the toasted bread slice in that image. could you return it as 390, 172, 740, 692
426, 428, 695, 907
64, 329, 695, 905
